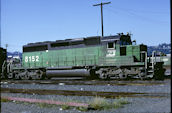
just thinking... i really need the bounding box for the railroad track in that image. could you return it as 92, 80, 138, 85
0, 79, 168, 86
1, 79, 170, 113
1, 87, 170, 98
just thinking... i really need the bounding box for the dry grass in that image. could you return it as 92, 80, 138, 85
76, 106, 88, 111
61, 104, 71, 110
89, 96, 130, 110
89, 96, 109, 110
1, 98, 10, 102
1, 96, 129, 111
36, 103, 57, 108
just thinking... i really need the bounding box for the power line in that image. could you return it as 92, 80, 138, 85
104, 7, 169, 24
114, 6, 169, 15
93, 2, 111, 37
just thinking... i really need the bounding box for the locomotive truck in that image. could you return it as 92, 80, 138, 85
1, 33, 165, 80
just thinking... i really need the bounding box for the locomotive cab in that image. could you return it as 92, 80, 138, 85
104, 33, 147, 63
117, 34, 147, 63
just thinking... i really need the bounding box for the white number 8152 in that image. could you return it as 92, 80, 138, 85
25, 56, 39, 62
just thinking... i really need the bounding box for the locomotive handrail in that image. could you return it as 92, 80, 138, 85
141, 51, 147, 69
7, 62, 12, 73
1, 60, 7, 78
151, 51, 157, 70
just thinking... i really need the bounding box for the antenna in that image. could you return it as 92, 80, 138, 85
93, 2, 111, 37
97, 29, 99, 36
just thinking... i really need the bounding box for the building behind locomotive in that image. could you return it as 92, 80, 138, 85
162, 54, 171, 76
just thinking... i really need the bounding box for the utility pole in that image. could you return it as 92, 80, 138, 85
93, 2, 111, 37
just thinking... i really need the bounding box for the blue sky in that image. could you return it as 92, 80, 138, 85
1, 0, 170, 52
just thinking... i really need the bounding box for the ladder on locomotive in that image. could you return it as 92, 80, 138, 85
1, 60, 13, 79
147, 51, 163, 78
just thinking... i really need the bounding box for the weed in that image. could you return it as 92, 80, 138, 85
113, 101, 122, 108
36, 103, 57, 108
89, 96, 130, 110
15, 101, 31, 105
1, 96, 129, 111
61, 104, 71, 110
76, 106, 88, 111
116, 97, 130, 105
89, 97, 109, 110
1, 98, 10, 102
113, 97, 129, 108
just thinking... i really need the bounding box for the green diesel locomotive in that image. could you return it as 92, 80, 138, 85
1, 33, 165, 80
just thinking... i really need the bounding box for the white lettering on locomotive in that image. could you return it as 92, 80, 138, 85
25, 56, 39, 62
106, 50, 116, 57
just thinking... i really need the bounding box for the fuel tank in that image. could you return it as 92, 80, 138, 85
46, 69, 90, 77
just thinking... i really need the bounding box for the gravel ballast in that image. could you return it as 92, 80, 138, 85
1, 80, 170, 93
1, 94, 170, 113
1, 79, 171, 113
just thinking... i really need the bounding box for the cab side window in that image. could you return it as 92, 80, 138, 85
120, 47, 126, 56
107, 42, 115, 49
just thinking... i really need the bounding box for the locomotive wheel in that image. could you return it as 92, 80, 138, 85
36, 75, 42, 80
15, 74, 21, 80
119, 74, 127, 79
7, 73, 13, 79
25, 74, 31, 80
118, 73, 123, 79
99, 72, 109, 79
36, 70, 44, 80
20, 75, 25, 80
22, 71, 31, 80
